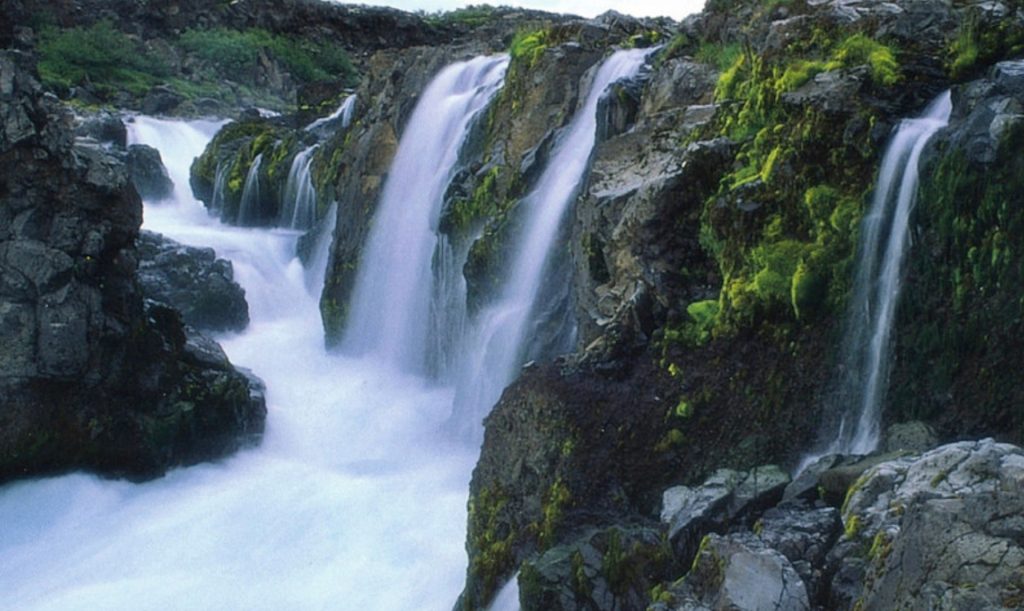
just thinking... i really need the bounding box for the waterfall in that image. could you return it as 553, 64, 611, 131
813, 91, 952, 462
237, 152, 263, 226
211, 162, 229, 214
279, 144, 320, 230
306, 94, 357, 134
0, 117, 480, 611
342, 54, 509, 374
450, 48, 653, 440
306, 201, 338, 297
489, 575, 521, 611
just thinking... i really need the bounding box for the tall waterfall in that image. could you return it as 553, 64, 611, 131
450, 48, 653, 440
819, 91, 952, 459
279, 144, 320, 230
342, 55, 509, 374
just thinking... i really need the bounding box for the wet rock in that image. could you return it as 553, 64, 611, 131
757, 504, 842, 603
136, 230, 249, 333
0, 50, 265, 483
141, 85, 185, 115
126, 144, 174, 201
74, 111, 127, 147
517, 525, 676, 611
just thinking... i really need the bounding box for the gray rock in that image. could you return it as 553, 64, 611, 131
74, 111, 127, 147
126, 144, 174, 201
830, 439, 1024, 609
884, 421, 938, 453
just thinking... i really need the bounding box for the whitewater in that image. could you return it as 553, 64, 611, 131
0, 116, 476, 611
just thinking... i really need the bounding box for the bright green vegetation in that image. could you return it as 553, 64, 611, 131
693, 30, 902, 334
510, 29, 550, 67
695, 41, 743, 72
947, 10, 1024, 79
178, 27, 357, 86
37, 20, 169, 97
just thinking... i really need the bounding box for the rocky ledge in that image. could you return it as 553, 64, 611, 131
0, 50, 265, 482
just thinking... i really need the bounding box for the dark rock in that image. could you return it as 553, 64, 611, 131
74, 111, 128, 147
141, 85, 185, 115
126, 144, 174, 201
136, 230, 249, 333
518, 525, 677, 611
756, 504, 842, 604
884, 421, 938, 453
817, 451, 908, 507
0, 50, 264, 483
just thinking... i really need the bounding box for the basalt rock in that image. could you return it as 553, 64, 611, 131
125, 144, 174, 201
0, 51, 265, 482
136, 230, 249, 333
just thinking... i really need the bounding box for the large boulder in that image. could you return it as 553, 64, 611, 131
828, 439, 1024, 609
136, 230, 249, 333
0, 50, 265, 482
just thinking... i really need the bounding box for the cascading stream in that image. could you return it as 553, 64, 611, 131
0, 115, 478, 611
237, 152, 263, 226
450, 47, 654, 441
279, 144, 320, 230
806, 91, 952, 465
342, 55, 509, 375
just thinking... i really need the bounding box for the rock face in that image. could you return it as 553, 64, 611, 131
125, 144, 174, 201
0, 51, 265, 482
136, 230, 249, 333
831, 439, 1024, 609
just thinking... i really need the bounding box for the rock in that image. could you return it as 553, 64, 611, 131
829, 439, 1024, 609
817, 451, 908, 507
756, 504, 842, 603
141, 85, 185, 115
126, 144, 174, 201
0, 50, 265, 482
74, 111, 127, 147
136, 230, 249, 333
517, 525, 677, 611
658, 533, 811, 611
661, 465, 790, 562
884, 421, 938, 453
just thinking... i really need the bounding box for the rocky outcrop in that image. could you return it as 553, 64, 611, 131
0, 50, 265, 482
136, 230, 249, 333
125, 144, 174, 200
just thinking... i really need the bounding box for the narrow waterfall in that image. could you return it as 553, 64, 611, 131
342, 55, 509, 374
279, 144, 320, 229
451, 48, 653, 440
306, 94, 357, 134
237, 152, 263, 226
818, 91, 952, 459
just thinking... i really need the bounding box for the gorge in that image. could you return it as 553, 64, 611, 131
2, 1, 1024, 610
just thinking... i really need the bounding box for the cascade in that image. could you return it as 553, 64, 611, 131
237, 152, 263, 226
342, 54, 509, 375
305, 94, 357, 134
0, 117, 478, 610
450, 47, 653, 440
279, 144, 320, 230
811, 91, 952, 462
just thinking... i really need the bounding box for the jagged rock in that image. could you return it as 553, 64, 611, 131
661, 465, 790, 562
517, 525, 677, 611
136, 230, 249, 333
817, 451, 908, 507
654, 533, 811, 611
828, 439, 1024, 609
0, 50, 265, 482
757, 504, 843, 603
126, 144, 174, 201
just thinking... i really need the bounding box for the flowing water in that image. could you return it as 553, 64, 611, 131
342, 55, 509, 375
450, 48, 653, 440
306, 94, 357, 135
0, 116, 477, 610
279, 144, 320, 230
237, 152, 263, 226
807, 91, 952, 464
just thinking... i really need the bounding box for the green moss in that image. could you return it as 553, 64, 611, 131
843, 514, 862, 539
467, 486, 515, 604
832, 34, 900, 86
539, 478, 571, 546
510, 29, 548, 67
695, 41, 744, 72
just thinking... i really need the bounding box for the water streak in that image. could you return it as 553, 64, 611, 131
306, 94, 357, 134
237, 152, 263, 226
343, 55, 509, 375
451, 48, 653, 441
280, 144, 320, 230
812, 91, 952, 463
